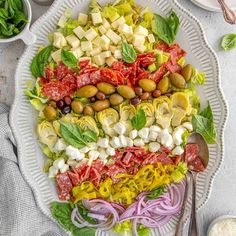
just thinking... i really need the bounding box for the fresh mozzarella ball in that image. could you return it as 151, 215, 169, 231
129, 130, 138, 139
182, 122, 193, 132
133, 138, 145, 147
148, 131, 159, 142
160, 129, 174, 148
138, 128, 149, 140
48, 166, 58, 178
88, 150, 100, 160
172, 146, 184, 156
113, 122, 126, 135
80, 146, 90, 153
67, 160, 78, 167
60, 164, 69, 173
126, 137, 134, 147
87, 142, 98, 150
119, 135, 128, 147
110, 136, 121, 148
149, 142, 161, 153
97, 138, 109, 148
173, 127, 186, 146
98, 148, 109, 160
66, 145, 85, 161
150, 125, 161, 133
106, 146, 116, 156
53, 158, 65, 169
143, 138, 149, 144
54, 138, 67, 152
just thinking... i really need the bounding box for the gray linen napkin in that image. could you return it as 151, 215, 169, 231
0, 104, 65, 236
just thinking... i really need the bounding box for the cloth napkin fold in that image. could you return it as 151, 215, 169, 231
0, 104, 65, 236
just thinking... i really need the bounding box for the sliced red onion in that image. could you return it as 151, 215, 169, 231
87, 213, 107, 221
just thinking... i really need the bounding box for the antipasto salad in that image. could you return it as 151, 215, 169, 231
25, 0, 217, 235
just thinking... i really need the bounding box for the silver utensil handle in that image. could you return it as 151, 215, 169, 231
188, 172, 198, 236
217, 0, 236, 24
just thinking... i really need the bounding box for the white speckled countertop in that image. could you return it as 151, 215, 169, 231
0, 1, 236, 235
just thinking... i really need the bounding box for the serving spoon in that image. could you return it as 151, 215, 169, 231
217, 0, 236, 24
175, 133, 209, 236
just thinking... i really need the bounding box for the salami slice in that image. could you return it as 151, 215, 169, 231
188, 156, 205, 172
100, 68, 119, 86
142, 152, 173, 165
56, 61, 75, 79
56, 173, 73, 200
79, 59, 90, 69
45, 67, 54, 80
151, 64, 167, 82
68, 171, 81, 186
184, 143, 200, 163
42, 81, 66, 101
76, 73, 91, 88
156, 41, 169, 51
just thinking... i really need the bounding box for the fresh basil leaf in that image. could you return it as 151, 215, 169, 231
190, 68, 205, 85
1, 23, 15, 36
82, 129, 98, 143
30, 56, 40, 79
72, 227, 96, 236
147, 185, 165, 200
13, 10, 27, 26
131, 109, 146, 130
199, 103, 213, 121
122, 41, 137, 63
166, 12, 179, 40
221, 33, 236, 51
61, 49, 78, 68
0, 8, 9, 19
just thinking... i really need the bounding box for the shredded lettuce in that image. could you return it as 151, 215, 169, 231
102, 6, 120, 22
155, 50, 170, 66
191, 68, 206, 85
113, 221, 132, 234
125, 14, 133, 25
114, 3, 133, 15
181, 130, 191, 148
171, 162, 188, 183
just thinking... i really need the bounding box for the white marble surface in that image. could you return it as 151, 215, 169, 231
1, 0, 236, 235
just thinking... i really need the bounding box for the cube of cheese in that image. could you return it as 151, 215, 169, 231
65, 35, 80, 48
92, 36, 101, 47
93, 55, 105, 66
78, 13, 88, 25
109, 45, 117, 53
126, 35, 133, 43
84, 28, 98, 41
100, 35, 110, 50
135, 45, 147, 53
106, 29, 121, 45
111, 16, 125, 29
91, 12, 103, 25
106, 56, 117, 66
73, 26, 85, 39
90, 47, 102, 56
132, 34, 146, 47
114, 49, 122, 59
51, 49, 62, 62
103, 18, 110, 29
81, 41, 93, 51
118, 24, 133, 37
100, 51, 111, 58
53, 32, 67, 48
134, 25, 149, 36
70, 48, 84, 59
98, 25, 107, 34
148, 34, 155, 43
86, 51, 91, 57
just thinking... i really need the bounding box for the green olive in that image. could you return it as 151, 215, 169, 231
77, 85, 98, 98
43, 105, 57, 121
83, 106, 94, 116
138, 79, 156, 92
109, 93, 124, 106
181, 64, 193, 81
71, 100, 84, 114
170, 73, 186, 89
92, 99, 110, 111
117, 85, 136, 99
157, 77, 170, 94
97, 82, 115, 95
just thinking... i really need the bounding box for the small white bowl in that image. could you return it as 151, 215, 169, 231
0, 0, 36, 45
207, 215, 236, 236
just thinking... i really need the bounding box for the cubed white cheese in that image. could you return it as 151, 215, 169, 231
54, 138, 67, 152
84, 28, 98, 41
118, 24, 133, 37
87, 142, 98, 150
60, 164, 69, 173
106, 29, 121, 45
57, 15, 67, 28
90, 47, 102, 57
148, 142, 160, 153
114, 49, 122, 59
80, 146, 90, 153
148, 131, 159, 142
103, 18, 111, 29
182, 122, 193, 132
126, 36, 133, 43
48, 166, 58, 178
148, 34, 155, 43
100, 51, 112, 58
53, 32, 67, 48
98, 25, 107, 34
134, 25, 149, 36
138, 128, 149, 140
129, 130, 138, 139
78, 13, 88, 25
119, 135, 127, 147
51, 49, 62, 62
111, 16, 126, 29
132, 34, 146, 47
66, 145, 85, 160
73, 26, 85, 39
53, 158, 65, 169
173, 127, 186, 145
126, 137, 134, 147
91, 12, 103, 25
66, 34, 80, 48
133, 138, 145, 147
113, 122, 126, 135
150, 125, 161, 133
97, 138, 109, 148
106, 146, 116, 156
81, 41, 93, 51
100, 35, 110, 50
92, 36, 102, 47
110, 136, 121, 148
70, 48, 84, 59
135, 45, 147, 53
88, 150, 100, 160
93, 54, 105, 66
98, 148, 109, 159
172, 146, 184, 156
106, 56, 117, 66
109, 45, 117, 53
160, 129, 174, 148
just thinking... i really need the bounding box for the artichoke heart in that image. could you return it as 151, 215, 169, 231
37, 121, 58, 148
170, 92, 191, 114
171, 108, 186, 127
154, 102, 173, 129
119, 103, 136, 121
60, 114, 79, 124
52, 120, 61, 137
76, 116, 99, 135
98, 108, 119, 127
137, 102, 155, 127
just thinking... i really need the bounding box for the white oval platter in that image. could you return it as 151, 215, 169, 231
10, 0, 228, 235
